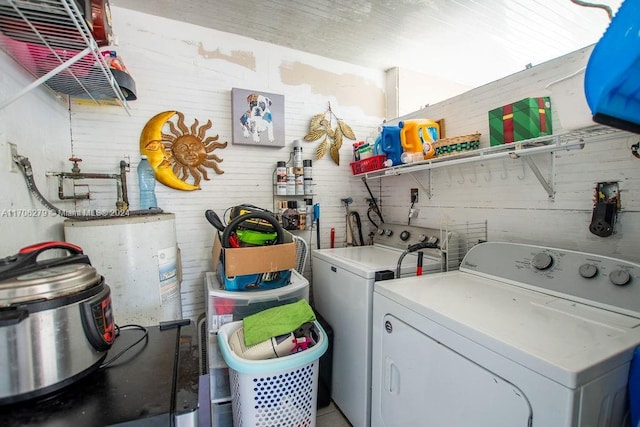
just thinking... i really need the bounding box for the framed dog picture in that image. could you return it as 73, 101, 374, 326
231, 88, 285, 147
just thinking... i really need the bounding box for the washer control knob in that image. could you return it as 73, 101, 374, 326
609, 270, 631, 286
417, 234, 427, 242
400, 231, 410, 241
579, 264, 598, 279
377, 228, 385, 235
385, 229, 393, 237
531, 252, 553, 270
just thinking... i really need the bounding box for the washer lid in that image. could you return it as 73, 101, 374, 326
0, 263, 101, 306
312, 245, 440, 279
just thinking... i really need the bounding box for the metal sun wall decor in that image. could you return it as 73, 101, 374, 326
231, 88, 285, 147
139, 110, 227, 190
304, 103, 356, 165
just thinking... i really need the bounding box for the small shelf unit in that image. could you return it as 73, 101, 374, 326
0, 0, 130, 112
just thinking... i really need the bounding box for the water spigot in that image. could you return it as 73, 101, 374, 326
69, 157, 82, 174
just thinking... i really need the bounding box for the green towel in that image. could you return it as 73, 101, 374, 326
242, 300, 316, 346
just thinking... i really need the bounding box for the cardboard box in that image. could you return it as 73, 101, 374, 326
488, 97, 552, 146
211, 230, 296, 278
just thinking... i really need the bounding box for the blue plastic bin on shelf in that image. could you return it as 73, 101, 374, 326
218, 320, 328, 427
585, 0, 640, 132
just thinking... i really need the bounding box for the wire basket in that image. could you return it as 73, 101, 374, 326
218, 320, 328, 427
350, 154, 387, 175
433, 133, 481, 157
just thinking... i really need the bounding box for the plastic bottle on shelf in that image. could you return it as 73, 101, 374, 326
303, 159, 313, 195
286, 167, 296, 195
276, 161, 287, 195
401, 151, 425, 164
138, 155, 157, 210
293, 140, 303, 169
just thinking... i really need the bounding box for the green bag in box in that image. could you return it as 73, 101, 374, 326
488, 97, 552, 146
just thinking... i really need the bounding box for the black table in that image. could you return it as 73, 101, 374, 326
0, 322, 200, 426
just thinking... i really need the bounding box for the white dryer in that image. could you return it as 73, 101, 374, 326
372, 242, 640, 426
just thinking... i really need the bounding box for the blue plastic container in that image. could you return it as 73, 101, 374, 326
585, 0, 640, 132
216, 261, 292, 291
376, 125, 403, 166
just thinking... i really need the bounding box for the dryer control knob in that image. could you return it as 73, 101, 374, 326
609, 270, 631, 286
531, 252, 553, 270
385, 229, 393, 237
579, 263, 598, 278
377, 228, 385, 235
400, 231, 410, 241
417, 234, 427, 242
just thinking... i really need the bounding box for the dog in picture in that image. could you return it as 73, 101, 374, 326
240, 93, 274, 143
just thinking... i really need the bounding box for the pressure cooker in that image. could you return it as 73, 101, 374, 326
0, 241, 115, 405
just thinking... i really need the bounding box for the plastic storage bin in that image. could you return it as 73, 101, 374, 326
218, 320, 328, 427
205, 271, 309, 333
350, 154, 387, 175
208, 334, 232, 403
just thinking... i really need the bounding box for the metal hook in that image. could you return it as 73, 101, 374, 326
482, 163, 492, 182
445, 168, 453, 187
517, 159, 526, 180
469, 164, 477, 184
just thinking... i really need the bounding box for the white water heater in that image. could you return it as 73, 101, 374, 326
64, 213, 182, 326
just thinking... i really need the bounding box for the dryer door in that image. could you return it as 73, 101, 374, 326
373, 314, 532, 427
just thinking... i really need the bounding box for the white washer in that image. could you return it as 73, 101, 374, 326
372, 242, 640, 426
312, 223, 457, 427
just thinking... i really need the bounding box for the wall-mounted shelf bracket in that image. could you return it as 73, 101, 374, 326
409, 171, 431, 200
524, 154, 554, 199
1, 46, 92, 110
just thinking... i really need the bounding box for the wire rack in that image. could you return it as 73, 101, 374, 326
440, 220, 488, 271
0, 0, 130, 111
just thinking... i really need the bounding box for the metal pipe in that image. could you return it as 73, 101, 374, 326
48, 172, 123, 180
119, 160, 129, 211
46, 160, 130, 211
56, 175, 87, 200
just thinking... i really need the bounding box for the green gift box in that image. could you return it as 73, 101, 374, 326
488, 97, 552, 146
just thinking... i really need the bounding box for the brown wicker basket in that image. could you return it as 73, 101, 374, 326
433, 132, 481, 157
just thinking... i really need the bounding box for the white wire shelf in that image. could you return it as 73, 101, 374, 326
357, 125, 620, 180
356, 125, 623, 200
0, 0, 130, 112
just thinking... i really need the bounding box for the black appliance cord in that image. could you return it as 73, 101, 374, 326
362, 177, 385, 224
99, 324, 149, 369
349, 211, 365, 246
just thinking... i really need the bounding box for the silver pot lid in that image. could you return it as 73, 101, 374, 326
0, 263, 101, 307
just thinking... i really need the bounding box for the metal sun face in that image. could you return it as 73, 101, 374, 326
161, 112, 227, 187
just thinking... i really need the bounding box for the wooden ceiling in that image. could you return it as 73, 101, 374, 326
113, 0, 621, 87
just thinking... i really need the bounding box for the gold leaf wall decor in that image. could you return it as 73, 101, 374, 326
303, 103, 356, 166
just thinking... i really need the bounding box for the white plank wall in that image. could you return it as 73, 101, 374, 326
2, 7, 638, 325
376, 46, 640, 263
59, 8, 383, 320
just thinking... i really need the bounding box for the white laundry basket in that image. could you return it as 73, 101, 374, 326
546, 67, 595, 130
217, 320, 328, 427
